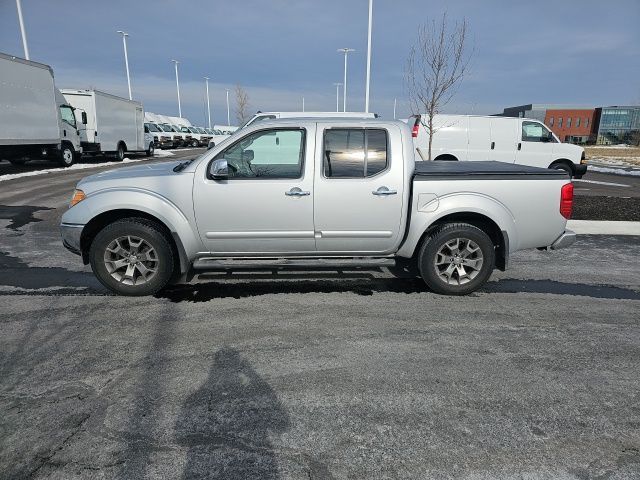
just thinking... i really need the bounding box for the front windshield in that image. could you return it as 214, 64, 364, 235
145, 123, 161, 132
181, 127, 191, 133
195, 127, 206, 134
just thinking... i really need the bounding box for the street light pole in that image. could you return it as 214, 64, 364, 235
116, 31, 132, 100
225, 89, 230, 126
337, 48, 355, 112
15, 0, 30, 60
365, 0, 373, 113
171, 60, 181, 118
204, 77, 211, 128
333, 83, 342, 113
302, 96, 305, 112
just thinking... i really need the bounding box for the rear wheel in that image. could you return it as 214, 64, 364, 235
59, 143, 75, 167
9, 159, 28, 166
114, 143, 125, 162
418, 223, 495, 295
89, 218, 175, 296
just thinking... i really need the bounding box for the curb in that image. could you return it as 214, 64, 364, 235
567, 220, 640, 235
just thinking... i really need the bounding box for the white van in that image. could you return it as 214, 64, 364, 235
412, 114, 587, 178
242, 111, 377, 129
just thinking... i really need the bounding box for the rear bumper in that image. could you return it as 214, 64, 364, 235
550, 229, 576, 250
60, 222, 84, 255
574, 164, 587, 179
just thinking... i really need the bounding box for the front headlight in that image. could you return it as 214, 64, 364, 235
70, 189, 86, 208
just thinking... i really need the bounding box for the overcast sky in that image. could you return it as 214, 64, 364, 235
1, 0, 639, 125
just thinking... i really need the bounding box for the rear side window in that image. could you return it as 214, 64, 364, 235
324, 128, 388, 178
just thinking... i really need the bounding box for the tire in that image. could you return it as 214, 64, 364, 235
191, 139, 199, 148
9, 159, 27, 166
89, 218, 175, 296
59, 143, 75, 167
114, 143, 125, 162
146, 142, 155, 157
550, 162, 573, 178
418, 223, 495, 295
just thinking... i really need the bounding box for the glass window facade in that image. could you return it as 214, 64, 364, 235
597, 107, 640, 145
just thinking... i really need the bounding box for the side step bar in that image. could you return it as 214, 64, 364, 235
192, 257, 397, 271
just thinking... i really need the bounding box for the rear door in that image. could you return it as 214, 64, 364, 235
489, 117, 519, 163
467, 117, 490, 161
313, 124, 404, 254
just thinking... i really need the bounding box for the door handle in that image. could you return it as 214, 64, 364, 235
285, 187, 310, 197
490, 141, 495, 150
372, 186, 398, 196
517, 142, 522, 150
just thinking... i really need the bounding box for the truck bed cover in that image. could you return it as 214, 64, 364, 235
413, 161, 567, 179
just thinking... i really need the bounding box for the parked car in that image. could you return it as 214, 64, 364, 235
206, 128, 231, 149
61, 118, 575, 296
411, 114, 587, 178
61, 89, 146, 161
0, 52, 83, 167
161, 124, 185, 147
241, 111, 377, 129
145, 122, 173, 150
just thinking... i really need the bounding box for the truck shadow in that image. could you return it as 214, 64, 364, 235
158, 275, 640, 303
174, 347, 290, 480
0, 250, 106, 294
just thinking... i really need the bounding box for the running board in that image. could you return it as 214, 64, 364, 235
192, 257, 396, 271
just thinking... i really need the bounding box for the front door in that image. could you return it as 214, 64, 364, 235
193, 126, 316, 255
313, 125, 405, 254
516, 120, 554, 168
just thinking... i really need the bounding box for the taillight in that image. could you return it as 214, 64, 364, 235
560, 183, 574, 219
411, 115, 421, 137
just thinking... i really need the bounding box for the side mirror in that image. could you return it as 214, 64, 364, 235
208, 158, 228, 180
81, 112, 87, 125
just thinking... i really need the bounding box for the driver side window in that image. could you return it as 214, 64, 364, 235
522, 121, 553, 143
215, 128, 305, 179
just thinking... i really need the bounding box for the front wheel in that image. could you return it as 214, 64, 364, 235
59, 144, 75, 167
550, 162, 573, 178
191, 139, 199, 148
146, 142, 155, 157
418, 223, 495, 295
89, 219, 175, 296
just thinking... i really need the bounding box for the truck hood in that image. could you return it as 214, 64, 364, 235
78, 161, 182, 187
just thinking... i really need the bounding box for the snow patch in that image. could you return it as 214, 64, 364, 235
154, 150, 175, 157
0, 157, 148, 182
588, 165, 640, 177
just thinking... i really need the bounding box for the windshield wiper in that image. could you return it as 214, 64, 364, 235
173, 159, 194, 172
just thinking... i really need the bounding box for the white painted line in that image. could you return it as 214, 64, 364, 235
574, 179, 630, 188
567, 220, 640, 235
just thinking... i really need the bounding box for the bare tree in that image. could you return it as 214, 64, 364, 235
405, 13, 472, 160
235, 84, 250, 125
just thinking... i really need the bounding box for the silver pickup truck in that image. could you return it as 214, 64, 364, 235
61, 118, 576, 296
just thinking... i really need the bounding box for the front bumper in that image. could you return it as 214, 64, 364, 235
550, 229, 576, 250
60, 222, 84, 255
574, 164, 587, 179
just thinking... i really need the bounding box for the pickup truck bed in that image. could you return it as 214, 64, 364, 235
413, 160, 568, 179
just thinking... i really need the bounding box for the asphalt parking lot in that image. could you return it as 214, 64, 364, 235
1, 153, 639, 479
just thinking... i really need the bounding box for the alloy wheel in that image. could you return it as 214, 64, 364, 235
434, 237, 484, 285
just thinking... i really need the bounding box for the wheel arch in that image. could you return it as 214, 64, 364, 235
549, 158, 575, 174
433, 154, 458, 161
79, 206, 195, 275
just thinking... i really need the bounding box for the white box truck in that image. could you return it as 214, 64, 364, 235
411, 114, 587, 178
61, 89, 147, 161
0, 52, 83, 167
